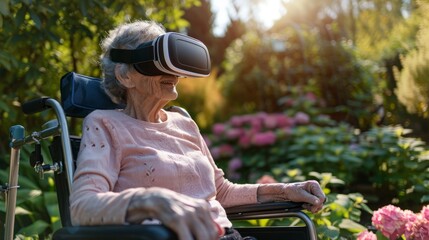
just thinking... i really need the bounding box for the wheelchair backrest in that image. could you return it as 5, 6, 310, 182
61, 72, 123, 118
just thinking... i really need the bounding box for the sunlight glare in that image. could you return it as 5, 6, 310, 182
254, 0, 288, 28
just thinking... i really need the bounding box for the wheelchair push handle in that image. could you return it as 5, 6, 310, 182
22, 97, 51, 114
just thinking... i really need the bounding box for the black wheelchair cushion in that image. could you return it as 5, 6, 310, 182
60, 72, 123, 118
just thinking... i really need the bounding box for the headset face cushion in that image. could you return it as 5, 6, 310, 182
110, 32, 211, 78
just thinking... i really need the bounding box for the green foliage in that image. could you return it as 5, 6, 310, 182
173, 68, 224, 130
231, 171, 371, 240
354, 0, 415, 60
356, 126, 429, 209
207, 92, 429, 220
310, 173, 371, 240
220, 21, 378, 130
0, 143, 60, 239
395, 0, 429, 118
0, 0, 199, 155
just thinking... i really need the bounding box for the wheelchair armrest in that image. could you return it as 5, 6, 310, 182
53, 224, 177, 240
225, 201, 304, 220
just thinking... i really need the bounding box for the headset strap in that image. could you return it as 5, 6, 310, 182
110, 45, 154, 64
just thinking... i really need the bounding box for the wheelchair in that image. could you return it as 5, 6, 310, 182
3, 72, 318, 240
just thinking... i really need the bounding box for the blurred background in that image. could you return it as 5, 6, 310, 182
0, 0, 428, 239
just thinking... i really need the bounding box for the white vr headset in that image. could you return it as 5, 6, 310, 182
110, 32, 211, 78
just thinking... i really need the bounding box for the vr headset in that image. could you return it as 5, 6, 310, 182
110, 32, 211, 78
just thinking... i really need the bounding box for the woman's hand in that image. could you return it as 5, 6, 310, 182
282, 180, 326, 213
257, 180, 326, 213
126, 187, 220, 240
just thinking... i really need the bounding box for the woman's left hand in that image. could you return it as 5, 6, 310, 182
281, 180, 325, 213
257, 180, 326, 213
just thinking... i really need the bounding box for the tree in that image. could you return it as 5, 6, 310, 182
183, 0, 246, 72
395, 0, 429, 118
220, 0, 379, 130
0, 0, 199, 155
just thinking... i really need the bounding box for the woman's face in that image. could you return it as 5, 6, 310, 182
132, 72, 179, 101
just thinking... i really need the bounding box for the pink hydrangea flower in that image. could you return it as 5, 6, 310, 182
212, 123, 226, 136
263, 114, 278, 129
411, 217, 429, 240
294, 112, 310, 125
227, 157, 243, 180
251, 131, 276, 146
228, 157, 242, 172
210, 144, 234, 159
250, 118, 263, 133
218, 144, 234, 157
404, 210, 418, 239
238, 133, 252, 148
275, 114, 295, 128
405, 206, 429, 240
372, 205, 407, 239
405, 217, 428, 240
357, 230, 377, 240
226, 128, 244, 140
421, 205, 429, 219
230, 116, 245, 127
256, 175, 278, 184
210, 146, 221, 159
305, 92, 317, 102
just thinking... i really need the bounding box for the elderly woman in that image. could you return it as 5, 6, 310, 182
70, 20, 325, 240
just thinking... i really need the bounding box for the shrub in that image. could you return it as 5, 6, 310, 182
205, 92, 429, 235
357, 204, 429, 240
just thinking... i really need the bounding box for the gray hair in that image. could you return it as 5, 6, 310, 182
100, 20, 166, 105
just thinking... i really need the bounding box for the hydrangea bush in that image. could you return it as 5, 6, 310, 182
205, 91, 429, 207
204, 90, 429, 239
358, 205, 429, 240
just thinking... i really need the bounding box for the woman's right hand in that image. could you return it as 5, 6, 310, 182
126, 187, 220, 240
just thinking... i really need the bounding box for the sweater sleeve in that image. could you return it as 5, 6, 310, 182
69, 112, 140, 226
196, 128, 259, 208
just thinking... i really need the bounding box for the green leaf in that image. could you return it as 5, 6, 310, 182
15, 7, 26, 27
17, 219, 50, 236
338, 219, 366, 233
325, 154, 339, 162
318, 225, 340, 239
342, 155, 362, 164
16, 189, 43, 205
79, 0, 88, 17
29, 9, 41, 29
15, 206, 32, 215
18, 174, 40, 189
376, 231, 389, 240
44, 192, 59, 218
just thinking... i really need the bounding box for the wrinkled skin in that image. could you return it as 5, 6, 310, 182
126, 188, 220, 240
257, 180, 326, 213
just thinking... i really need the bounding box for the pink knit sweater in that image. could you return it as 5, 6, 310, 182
70, 109, 259, 228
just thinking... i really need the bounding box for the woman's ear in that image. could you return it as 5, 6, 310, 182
115, 65, 135, 88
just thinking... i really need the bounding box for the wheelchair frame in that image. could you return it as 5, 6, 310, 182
3, 73, 318, 240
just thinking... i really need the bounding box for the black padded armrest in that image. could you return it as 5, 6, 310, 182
53, 224, 177, 240
225, 202, 304, 220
